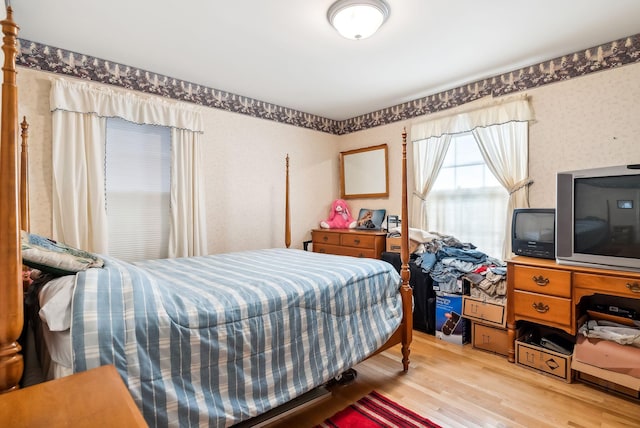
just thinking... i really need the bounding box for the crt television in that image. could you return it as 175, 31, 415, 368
556, 164, 640, 272
511, 208, 555, 259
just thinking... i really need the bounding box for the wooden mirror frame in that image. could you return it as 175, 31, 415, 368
339, 144, 389, 199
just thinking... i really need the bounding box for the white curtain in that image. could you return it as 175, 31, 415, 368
169, 128, 208, 258
52, 111, 108, 253
411, 134, 452, 230
50, 78, 208, 256
410, 95, 534, 258
472, 121, 532, 260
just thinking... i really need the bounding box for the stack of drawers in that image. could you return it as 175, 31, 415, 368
510, 262, 574, 382
512, 265, 573, 332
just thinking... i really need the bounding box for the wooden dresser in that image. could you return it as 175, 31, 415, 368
506, 256, 640, 363
311, 229, 386, 259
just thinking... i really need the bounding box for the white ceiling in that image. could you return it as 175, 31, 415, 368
12, 0, 640, 121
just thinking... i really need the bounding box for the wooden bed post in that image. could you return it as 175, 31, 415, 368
0, 5, 23, 393
20, 117, 29, 233
400, 128, 412, 372
285, 154, 291, 248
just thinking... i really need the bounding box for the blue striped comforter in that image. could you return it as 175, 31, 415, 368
71, 248, 402, 427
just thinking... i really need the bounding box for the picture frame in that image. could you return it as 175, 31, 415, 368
355, 208, 386, 230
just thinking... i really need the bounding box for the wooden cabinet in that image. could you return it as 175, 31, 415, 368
0, 365, 147, 427
506, 256, 640, 363
311, 229, 386, 259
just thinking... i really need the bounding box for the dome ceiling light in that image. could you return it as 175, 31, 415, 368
327, 0, 391, 40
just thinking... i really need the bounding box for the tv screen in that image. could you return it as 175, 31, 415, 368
574, 174, 640, 259
513, 211, 555, 243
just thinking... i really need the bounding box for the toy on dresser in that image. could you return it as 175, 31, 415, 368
320, 199, 356, 229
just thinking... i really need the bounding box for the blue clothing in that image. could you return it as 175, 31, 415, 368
436, 247, 487, 264
415, 252, 437, 272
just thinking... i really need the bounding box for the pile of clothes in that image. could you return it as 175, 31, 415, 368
391, 228, 507, 304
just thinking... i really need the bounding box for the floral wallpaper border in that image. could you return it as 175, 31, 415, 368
17, 34, 640, 136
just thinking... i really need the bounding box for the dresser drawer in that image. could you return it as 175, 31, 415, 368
516, 340, 572, 382
472, 323, 509, 356
513, 265, 571, 297
463, 296, 506, 327
513, 290, 572, 327
312, 231, 340, 245
340, 233, 376, 248
573, 272, 640, 298
313, 243, 376, 259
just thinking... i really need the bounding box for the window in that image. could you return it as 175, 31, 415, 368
426, 132, 508, 258
105, 118, 171, 262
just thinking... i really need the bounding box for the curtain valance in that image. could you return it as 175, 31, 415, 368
50, 78, 203, 133
411, 95, 533, 141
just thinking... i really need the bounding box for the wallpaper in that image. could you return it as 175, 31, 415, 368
16, 33, 640, 135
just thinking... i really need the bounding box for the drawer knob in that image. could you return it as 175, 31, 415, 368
627, 282, 640, 293
532, 275, 549, 286
532, 302, 550, 313
323, 236, 328, 241
354, 239, 361, 245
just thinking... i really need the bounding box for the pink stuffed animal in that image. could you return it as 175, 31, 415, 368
320, 199, 357, 229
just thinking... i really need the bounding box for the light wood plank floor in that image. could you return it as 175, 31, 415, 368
267, 331, 640, 428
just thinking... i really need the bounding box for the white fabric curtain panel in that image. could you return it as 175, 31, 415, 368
472, 121, 531, 260
50, 78, 208, 257
169, 128, 208, 258
52, 111, 108, 253
411, 134, 452, 230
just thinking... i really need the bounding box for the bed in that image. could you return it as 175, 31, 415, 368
0, 5, 413, 427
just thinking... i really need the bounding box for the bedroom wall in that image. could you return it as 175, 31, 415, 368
16, 61, 640, 254
17, 68, 340, 253
338, 61, 640, 226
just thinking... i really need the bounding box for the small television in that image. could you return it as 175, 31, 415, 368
556, 164, 640, 272
512, 208, 556, 259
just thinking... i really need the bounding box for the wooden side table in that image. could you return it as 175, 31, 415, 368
0, 364, 147, 427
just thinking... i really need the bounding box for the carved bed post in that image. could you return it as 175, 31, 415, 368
0, 5, 23, 393
285, 154, 291, 248
400, 128, 412, 371
20, 116, 29, 233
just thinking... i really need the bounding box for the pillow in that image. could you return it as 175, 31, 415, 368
38, 275, 76, 331
21, 231, 104, 275
355, 208, 386, 230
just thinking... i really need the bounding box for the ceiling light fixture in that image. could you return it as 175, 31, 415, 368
327, 0, 390, 41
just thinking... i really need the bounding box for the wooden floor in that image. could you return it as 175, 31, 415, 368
266, 331, 640, 428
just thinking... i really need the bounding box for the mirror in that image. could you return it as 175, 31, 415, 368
340, 144, 389, 199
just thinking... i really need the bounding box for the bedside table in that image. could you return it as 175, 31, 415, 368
0, 365, 147, 427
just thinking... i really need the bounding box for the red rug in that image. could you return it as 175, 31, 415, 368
315, 391, 441, 428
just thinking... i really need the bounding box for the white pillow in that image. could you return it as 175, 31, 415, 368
38, 275, 76, 332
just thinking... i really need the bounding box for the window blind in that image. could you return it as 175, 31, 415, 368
105, 118, 171, 262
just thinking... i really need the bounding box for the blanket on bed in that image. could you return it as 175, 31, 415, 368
71, 248, 401, 427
